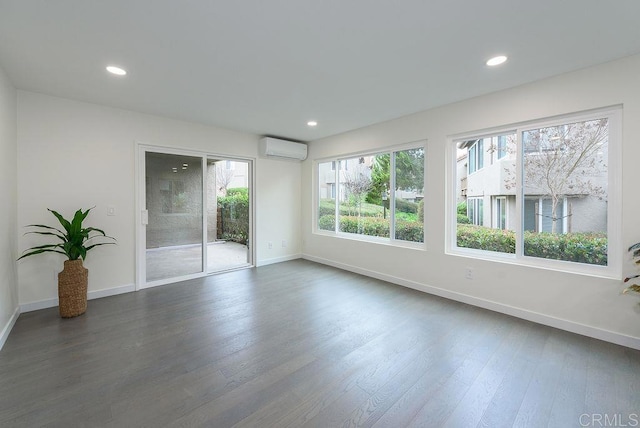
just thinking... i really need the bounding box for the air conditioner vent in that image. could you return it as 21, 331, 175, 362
259, 137, 307, 161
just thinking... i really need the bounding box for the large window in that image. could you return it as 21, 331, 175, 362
317, 145, 425, 244
452, 108, 620, 275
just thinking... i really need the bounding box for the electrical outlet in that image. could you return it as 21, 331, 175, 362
107, 205, 116, 216
465, 267, 474, 280
282, 240, 287, 248
268, 241, 273, 249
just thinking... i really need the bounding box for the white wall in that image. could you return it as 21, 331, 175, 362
256, 158, 302, 265
16, 92, 301, 307
302, 54, 640, 348
0, 64, 18, 349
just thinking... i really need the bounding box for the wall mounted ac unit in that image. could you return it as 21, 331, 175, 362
259, 137, 308, 161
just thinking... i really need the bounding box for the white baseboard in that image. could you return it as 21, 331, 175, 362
0, 306, 20, 351
19, 283, 135, 313
302, 253, 640, 350
256, 253, 302, 267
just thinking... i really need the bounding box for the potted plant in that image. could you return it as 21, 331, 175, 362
18, 207, 116, 318
623, 242, 640, 295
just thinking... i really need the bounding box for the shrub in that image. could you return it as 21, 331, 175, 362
456, 224, 607, 265
226, 187, 248, 197
395, 198, 418, 214
318, 215, 335, 231
319, 199, 383, 217
338, 216, 389, 237
457, 201, 467, 216
218, 189, 249, 243
457, 214, 471, 224
318, 215, 424, 242
395, 221, 424, 242
457, 224, 515, 253
318, 199, 336, 217
523, 231, 607, 265
417, 200, 424, 222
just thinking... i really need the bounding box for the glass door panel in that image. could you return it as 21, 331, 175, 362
145, 152, 203, 281
207, 158, 251, 273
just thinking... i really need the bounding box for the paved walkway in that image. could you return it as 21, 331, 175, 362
146, 241, 249, 281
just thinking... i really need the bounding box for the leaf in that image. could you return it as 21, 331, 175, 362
83, 227, 108, 237
24, 224, 65, 234
22, 243, 64, 251
17, 248, 68, 260
24, 230, 66, 242
48, 209, 72, 234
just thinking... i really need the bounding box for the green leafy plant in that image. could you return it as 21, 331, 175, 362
456, 224, 607, 265
623, 242, 640, 295
18, 208, 115, 261
217, 188, 249, 244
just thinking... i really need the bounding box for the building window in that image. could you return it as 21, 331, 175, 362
452, 108, 620, 275
468, 139, 484, 174
495, 196, 506, 230
497, 135, 507, 160
467, 197, 483, 226
317, 144, 425, 244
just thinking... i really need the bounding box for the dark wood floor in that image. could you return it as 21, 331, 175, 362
1, 259, 639, 427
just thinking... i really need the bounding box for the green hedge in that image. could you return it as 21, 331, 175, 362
227, 187, 248, 197
320, 198, 418, 217
456, 224, 607, 265
457, 202, 467, 215
457, 214, 471, 224
318, 215, 424, 242
218, 189, 249, 244
318, 199, 383, 217
523, 231, 607, 265
319, 216, 606, 264
395, 221, 424, 242
457, 224, 515, 253
395, 198, 418, 214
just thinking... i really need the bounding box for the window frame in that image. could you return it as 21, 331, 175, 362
314, 141, 426, 249
447, 107, 622, 279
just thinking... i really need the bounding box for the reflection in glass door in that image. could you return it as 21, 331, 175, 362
145, 152, 203, 282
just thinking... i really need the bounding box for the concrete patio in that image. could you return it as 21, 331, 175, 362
146, 241, 250, 282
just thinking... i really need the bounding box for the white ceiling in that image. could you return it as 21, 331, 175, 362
1, 1, 639, 142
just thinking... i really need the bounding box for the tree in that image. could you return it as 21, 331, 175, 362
522, 118, 608, 233
216, 165, 235, 195
395, 148, 424, 192
343, 160, 373, 229
367, 149, 424, 204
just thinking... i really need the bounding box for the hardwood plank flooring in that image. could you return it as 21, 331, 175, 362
1, 259, 639, 427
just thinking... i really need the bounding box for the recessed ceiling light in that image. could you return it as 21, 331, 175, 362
106, 65, 127, 76
486, 55, 508, 67
307, 121, 318, 127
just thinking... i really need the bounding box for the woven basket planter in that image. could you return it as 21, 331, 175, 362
58, 259, 88, 318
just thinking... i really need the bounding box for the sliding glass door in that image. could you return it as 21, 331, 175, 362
138, 146, 253, 288
145, 152, 204, 282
